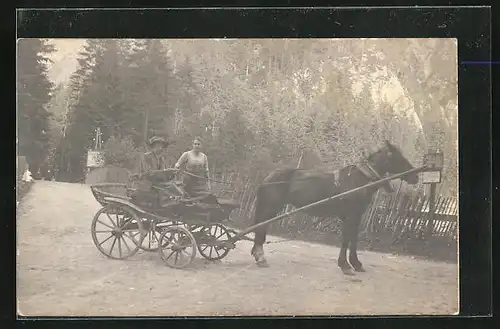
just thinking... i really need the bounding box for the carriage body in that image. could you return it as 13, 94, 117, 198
89, 169, 240, 268
90, 169, 238, 223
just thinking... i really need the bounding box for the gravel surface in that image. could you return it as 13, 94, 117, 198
17, 181, 459, 316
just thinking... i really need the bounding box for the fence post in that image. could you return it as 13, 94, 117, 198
284, 151, 303, 214
422, 150, 444, 239
426, 183, 437, 239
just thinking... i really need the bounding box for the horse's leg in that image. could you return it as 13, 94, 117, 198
251, 225, 269, 267
250, 205, 281, 267
348, 215, 366, 272
338, 217, 355, 276
250, 169, 295, 267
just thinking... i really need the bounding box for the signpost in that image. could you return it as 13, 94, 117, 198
422, 150, 444, 239
86, 151, 105, 168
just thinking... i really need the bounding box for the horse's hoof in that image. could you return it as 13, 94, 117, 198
354, 266, 366, 272
341, 268, 356, 276
256, 260, 269, 268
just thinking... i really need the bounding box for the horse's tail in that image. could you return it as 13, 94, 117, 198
253, 168, 297, 224
251, 168, 297, 253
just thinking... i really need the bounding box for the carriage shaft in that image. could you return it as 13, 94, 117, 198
230, 165, 428, 242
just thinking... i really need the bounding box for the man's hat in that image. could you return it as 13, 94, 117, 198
148, 136, 169, 147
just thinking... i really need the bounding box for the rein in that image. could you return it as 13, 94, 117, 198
258, 159, 382, 188
178, 157, 385, 188
179, 170, 234, 185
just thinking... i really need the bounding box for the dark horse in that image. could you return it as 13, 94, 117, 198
250, 140, 419, 275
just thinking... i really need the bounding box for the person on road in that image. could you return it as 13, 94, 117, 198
174, 136, 212, 196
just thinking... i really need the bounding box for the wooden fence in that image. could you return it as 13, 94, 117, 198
360, 191, 458, 241
85, 166, 131, 185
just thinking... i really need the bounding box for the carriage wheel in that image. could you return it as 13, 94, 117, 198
138, 220, 176, 252
197, 224, 232, 261
158, 226, 197, 269
91, 204, 145, 260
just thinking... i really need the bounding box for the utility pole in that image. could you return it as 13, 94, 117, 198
94, 127, 102, 150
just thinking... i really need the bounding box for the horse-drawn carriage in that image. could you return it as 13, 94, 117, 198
90, 142, 438, 274
90, 168, 240, 268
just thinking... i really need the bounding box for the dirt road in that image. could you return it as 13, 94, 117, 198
17, 181, 458, 316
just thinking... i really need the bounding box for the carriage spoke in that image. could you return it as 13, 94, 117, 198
214, 231, 226, 240
165, 249, 176, 260
117, 236, 123, 258
106, 213, 117, 227
197, 224, 231, 261
121, 235, 132, 253
98, 234, 114, 246
109, 236, 118, 256
115, 213, 122, 226
123, 231, 139, 244
158, 226, 197, 269
118, 216, 129, 228
161, 233, 174, 248
96, 219, 114, 229
91, 205, 141, 260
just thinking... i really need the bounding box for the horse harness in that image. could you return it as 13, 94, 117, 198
354, 161, 383, 182
259, 161, 383, 189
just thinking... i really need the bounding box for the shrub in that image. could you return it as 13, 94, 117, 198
102, 136, 141, 170
16, 179, 34, 205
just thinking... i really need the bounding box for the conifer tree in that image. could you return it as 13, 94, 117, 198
17, 38, 55, 174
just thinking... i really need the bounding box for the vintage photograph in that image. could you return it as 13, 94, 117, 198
17, 38, 458, 316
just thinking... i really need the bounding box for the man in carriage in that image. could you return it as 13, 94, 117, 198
139, 136, 169, 176
130, 136, 186, 208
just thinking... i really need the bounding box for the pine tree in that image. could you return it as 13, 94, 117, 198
53, 40, 102, 180
63, 39, 130, 178
17, 38, 55, 174
123, 39, 178, 145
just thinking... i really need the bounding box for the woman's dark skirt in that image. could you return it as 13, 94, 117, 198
182, 172, 209, 197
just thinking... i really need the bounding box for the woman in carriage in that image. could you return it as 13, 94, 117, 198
174, 136, 212, 197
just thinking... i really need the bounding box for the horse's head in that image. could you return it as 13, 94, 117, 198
368, 140, 419, 185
